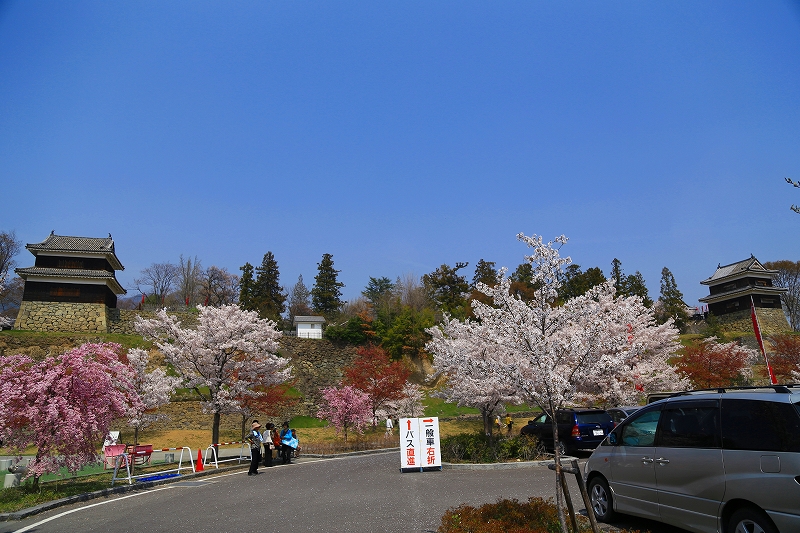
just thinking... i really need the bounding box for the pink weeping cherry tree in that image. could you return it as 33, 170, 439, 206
0, 343, 142, 487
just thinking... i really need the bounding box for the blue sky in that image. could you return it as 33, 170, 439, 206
1, 1, 799, 307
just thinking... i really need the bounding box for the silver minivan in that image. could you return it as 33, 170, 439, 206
584, 386, 800, 533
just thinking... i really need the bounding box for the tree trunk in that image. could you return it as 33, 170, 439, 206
552, 415, 569, 533
212, 412, 221, 449
240, 415, 247, 442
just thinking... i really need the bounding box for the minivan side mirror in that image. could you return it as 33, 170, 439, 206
607, 433, 618, 446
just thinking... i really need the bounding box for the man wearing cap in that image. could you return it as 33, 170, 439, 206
248, 420, 264, 476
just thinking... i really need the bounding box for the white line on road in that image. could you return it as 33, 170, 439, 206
11, 485, 175, 533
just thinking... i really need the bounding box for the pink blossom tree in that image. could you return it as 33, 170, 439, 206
135, 304, 291, 446
125, 348, 183, 446
317, 385, 372, 442
426, 233, 680, 533
0, 343, 142, 487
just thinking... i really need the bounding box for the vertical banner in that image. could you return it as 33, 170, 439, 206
420, 417, 441, 468
399, 417, 441, 471
400, 417, 419, 469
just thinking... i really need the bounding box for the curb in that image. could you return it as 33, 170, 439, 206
442, 456, 577, 470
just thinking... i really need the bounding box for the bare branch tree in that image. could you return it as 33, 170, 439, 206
177, 255, 203, 307
200, 266, 239, 306
0, 231, 22, 288
135, 263, 179, 304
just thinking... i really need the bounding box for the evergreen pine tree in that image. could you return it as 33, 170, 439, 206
624, 271, 653, 306
472, 259, 498, 288
312, 253, 345, 316
253, 252, 286, 322
657, 266, 688, 331
239, 262, 256, 312
610, 258, 624, 296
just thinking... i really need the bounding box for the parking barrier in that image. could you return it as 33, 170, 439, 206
111, 446, 195, 487
203, 441, 251, 469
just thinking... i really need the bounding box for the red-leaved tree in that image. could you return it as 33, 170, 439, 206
0, 343, 142, 487
674, 337, 756, 388
342, 344, 411, 426
317, 385, 372, 442
769, 334, 800, 383
234, 382, 300, 441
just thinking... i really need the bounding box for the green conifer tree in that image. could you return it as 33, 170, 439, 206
657, 266, 688, 332
239, 262, 256, 312
312, 253, 345, 316
253, 252, 286, 323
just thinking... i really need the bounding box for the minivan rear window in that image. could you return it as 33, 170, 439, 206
721, 399, 800, 452
577, 412, 613, 424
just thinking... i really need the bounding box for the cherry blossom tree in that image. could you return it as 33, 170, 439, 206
384, 382, 425, 418
0, 343, 142, 487
427, 318, 522, 436
342, 345, 411, 426
125, 348, 182, 446
317, 385, 372, 442
426, 233, 681, 533
135, 304, 291, 446
673, 337, 757, 388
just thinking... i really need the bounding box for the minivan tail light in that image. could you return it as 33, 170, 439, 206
571, 425, 580, 437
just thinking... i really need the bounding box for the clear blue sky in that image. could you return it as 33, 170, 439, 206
2, 1, 799, 307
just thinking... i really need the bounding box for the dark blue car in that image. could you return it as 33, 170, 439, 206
520, 408, 615, 455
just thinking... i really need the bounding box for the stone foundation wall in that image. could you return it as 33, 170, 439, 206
14, 301, 108, 333
278, 337, 360, 412
716, 308, 791, 336
106, 308, 199, 334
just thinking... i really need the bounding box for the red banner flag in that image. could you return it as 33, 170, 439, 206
751, 296, 777, 385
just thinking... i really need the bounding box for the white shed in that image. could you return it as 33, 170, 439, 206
293, 315, 325, 339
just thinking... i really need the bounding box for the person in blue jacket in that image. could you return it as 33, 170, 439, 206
280, 421, 295, 464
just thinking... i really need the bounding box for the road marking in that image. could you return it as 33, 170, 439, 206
11, 486, 174, 533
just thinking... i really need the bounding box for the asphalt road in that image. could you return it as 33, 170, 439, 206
0, 452, 689, 533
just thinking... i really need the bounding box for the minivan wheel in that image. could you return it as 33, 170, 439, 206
728, 507, 778, 533
588, 477, 615, 523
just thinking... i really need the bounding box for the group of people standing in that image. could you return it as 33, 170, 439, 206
246, 420, 299, 476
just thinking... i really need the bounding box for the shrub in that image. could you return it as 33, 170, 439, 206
439, 497, 643, 533
440, 432, 543, 463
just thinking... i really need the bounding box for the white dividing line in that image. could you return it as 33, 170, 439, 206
11, 485, 175, 533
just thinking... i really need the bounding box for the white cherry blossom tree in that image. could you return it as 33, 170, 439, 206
426, 233, 681, 533
427, 318, 522, 436
135, 304, 291, 446
125, 348, 183, 446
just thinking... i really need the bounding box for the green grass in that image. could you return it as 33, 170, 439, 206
290, 415, 328, 428
423, 395, 481, 417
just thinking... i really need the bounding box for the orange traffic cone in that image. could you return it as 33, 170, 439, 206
196, 449, 204, 472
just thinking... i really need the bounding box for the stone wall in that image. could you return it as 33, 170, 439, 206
715, 308, 791, 336
278, 337, 360, 413
106, 308, 199, 334
14, 301, 108, 333
13, 301, 200, 335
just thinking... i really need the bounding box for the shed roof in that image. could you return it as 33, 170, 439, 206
293, 315, 326, 325
26, 232, 124, 270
